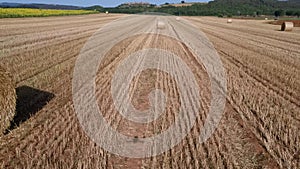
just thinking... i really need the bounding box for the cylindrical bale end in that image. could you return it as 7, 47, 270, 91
157, 21, 166, 29
281, 22, 294, 31
227, 19, 232, 23
0, 66, 16, 135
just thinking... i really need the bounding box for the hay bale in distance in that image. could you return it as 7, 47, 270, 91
227, 19, 232, 23
281, 22, 294, 31
0, 66, 16, 135
176, 17, 181, 21
157, 21, 166, 29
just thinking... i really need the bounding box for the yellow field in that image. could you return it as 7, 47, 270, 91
0, 8, 97, 18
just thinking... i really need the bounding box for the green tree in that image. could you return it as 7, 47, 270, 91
274, 9, 285, 17
295, 11, 300, 18
286, 10, 295, 16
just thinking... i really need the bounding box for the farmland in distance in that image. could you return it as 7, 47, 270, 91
0, 8, 98, 18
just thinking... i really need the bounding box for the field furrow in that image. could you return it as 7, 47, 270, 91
0, 14, 299, 169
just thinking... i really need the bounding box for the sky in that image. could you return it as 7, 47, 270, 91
0, 0, 210, 7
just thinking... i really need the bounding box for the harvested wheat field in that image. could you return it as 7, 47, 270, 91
0, 66, 16, 136
0, 14, 299, 169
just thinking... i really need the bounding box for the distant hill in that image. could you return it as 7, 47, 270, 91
103, 0, 300, 16
154, 0, 300, 16
276, 0, 300, 8
1, 1, 299, 16
161, 2, 208, 7
118, 2, 154, 8
209, 0, 300, 9
83, 5, 103, 11
0, 2, 82, 10
200, 0, 300, 16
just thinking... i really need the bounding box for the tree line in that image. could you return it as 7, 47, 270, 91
96, 0, 300, 17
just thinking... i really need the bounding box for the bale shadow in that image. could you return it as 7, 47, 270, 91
5, 86, 55, 134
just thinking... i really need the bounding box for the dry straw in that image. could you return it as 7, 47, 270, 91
227, 19, 232, 23
281, 22, 294, 31
157, 21, 166, 29
0, 66, 16, 135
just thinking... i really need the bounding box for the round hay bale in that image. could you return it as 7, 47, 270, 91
176, 17, 181, 21
0, 66, 16, 135
105, 11, 109, 15
227, 19, 232, 23
157, 21, 166, 29
265, 18, 268, 20
281, 22, 294, 31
